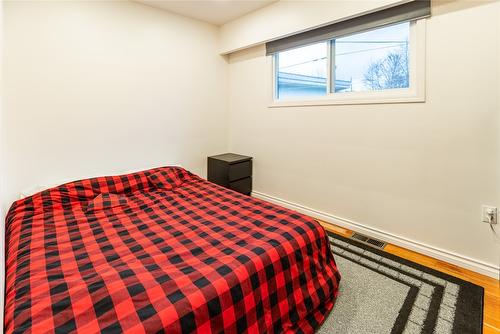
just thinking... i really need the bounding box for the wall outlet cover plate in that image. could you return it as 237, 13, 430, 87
482, 205, 497, 225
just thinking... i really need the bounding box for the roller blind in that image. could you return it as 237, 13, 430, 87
266, 0, 430, 55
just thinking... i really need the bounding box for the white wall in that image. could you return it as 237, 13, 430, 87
2, 1, 228, 212
497, 0, 500, 276
219, 0, 403, 54
227, 1, 500, 276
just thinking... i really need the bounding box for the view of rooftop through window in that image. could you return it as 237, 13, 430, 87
276, 22, 410, 99
276, 42, 328, 99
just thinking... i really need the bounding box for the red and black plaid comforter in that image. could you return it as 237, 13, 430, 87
5, 167, 340, 334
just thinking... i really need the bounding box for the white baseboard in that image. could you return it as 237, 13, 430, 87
252, 191, 500, 279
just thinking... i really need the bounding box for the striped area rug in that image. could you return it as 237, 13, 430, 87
319, 232, 484, 334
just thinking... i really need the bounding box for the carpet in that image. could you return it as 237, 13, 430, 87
319, 232, 484, 334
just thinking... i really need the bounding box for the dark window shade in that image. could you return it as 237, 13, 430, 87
266, 0, 430, 55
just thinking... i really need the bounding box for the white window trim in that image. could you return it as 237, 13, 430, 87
269, 19, 426, 107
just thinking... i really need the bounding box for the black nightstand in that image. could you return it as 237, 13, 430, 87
207, 153, 252, 195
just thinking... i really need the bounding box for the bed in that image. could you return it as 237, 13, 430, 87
4, 167, 341, 333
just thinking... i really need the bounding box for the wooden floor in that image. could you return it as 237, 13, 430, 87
319, 221, 500, 334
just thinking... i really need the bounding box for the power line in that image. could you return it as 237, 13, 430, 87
280, 44, 407, 69
337, 44, 406, 57
280, 57, 326, 69
335, 40, 408, 44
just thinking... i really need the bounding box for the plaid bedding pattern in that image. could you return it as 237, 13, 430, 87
5, 167, 341, 334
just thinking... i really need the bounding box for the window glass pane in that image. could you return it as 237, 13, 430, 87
277, 42, 327, 99
334, 22, 410, 93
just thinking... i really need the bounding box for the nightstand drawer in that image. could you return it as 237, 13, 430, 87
229, 177, 252, 195
228, 160, 252, 182
208, 153, 252, 195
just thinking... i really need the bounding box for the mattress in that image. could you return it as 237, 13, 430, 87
4, 167, 340, 333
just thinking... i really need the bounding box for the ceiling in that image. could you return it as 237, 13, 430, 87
135, 0, 277, 26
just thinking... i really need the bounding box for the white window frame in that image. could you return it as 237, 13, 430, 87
270, 19, 426, 107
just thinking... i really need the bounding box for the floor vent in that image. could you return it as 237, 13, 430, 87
351, 232, 387, 249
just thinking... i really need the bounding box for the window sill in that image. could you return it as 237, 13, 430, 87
269, 94, 425, 108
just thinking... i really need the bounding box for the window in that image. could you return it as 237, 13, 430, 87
334, 22, 409, 93
272, 20, 425, 106
276, 42, 328, 99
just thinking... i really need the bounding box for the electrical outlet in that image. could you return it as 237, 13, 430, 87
482, 205, 497, 224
